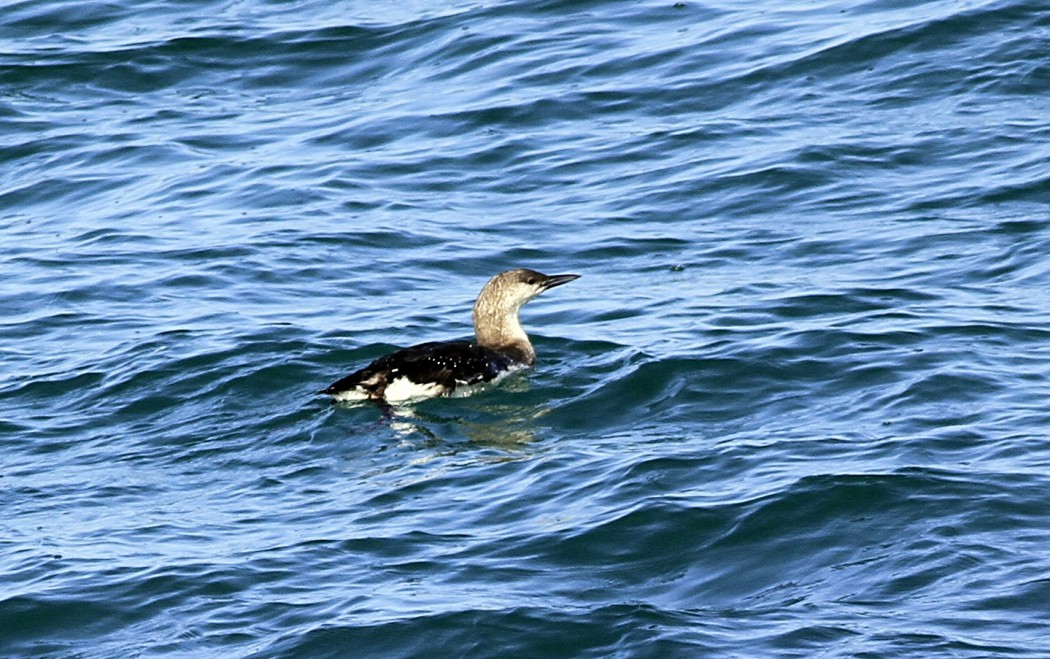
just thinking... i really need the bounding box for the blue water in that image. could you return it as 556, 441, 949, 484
4, 0, 1050, 656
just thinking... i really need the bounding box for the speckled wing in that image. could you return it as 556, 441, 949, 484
322, 341, 516, 400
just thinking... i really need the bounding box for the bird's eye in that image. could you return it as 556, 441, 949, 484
526, 278, 536, 285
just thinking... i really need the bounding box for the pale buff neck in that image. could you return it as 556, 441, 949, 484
472, 296, 535, 365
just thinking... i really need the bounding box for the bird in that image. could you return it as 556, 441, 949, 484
321, 268, 580, 404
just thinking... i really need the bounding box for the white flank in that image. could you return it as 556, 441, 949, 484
331, 388, 370, 403
382, 377, 447, 402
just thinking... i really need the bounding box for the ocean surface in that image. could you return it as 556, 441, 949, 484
3, 0, 1050, 656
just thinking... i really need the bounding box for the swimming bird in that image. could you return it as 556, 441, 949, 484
322, 269, 580, 403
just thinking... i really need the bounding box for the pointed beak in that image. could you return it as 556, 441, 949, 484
542, 273, 580, 290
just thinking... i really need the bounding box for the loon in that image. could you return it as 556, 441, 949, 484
322, 269, 580, 403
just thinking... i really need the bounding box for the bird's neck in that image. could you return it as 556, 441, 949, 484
473, 302, 535, 365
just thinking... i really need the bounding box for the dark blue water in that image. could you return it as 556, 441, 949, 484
3, 0, 1050, 656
